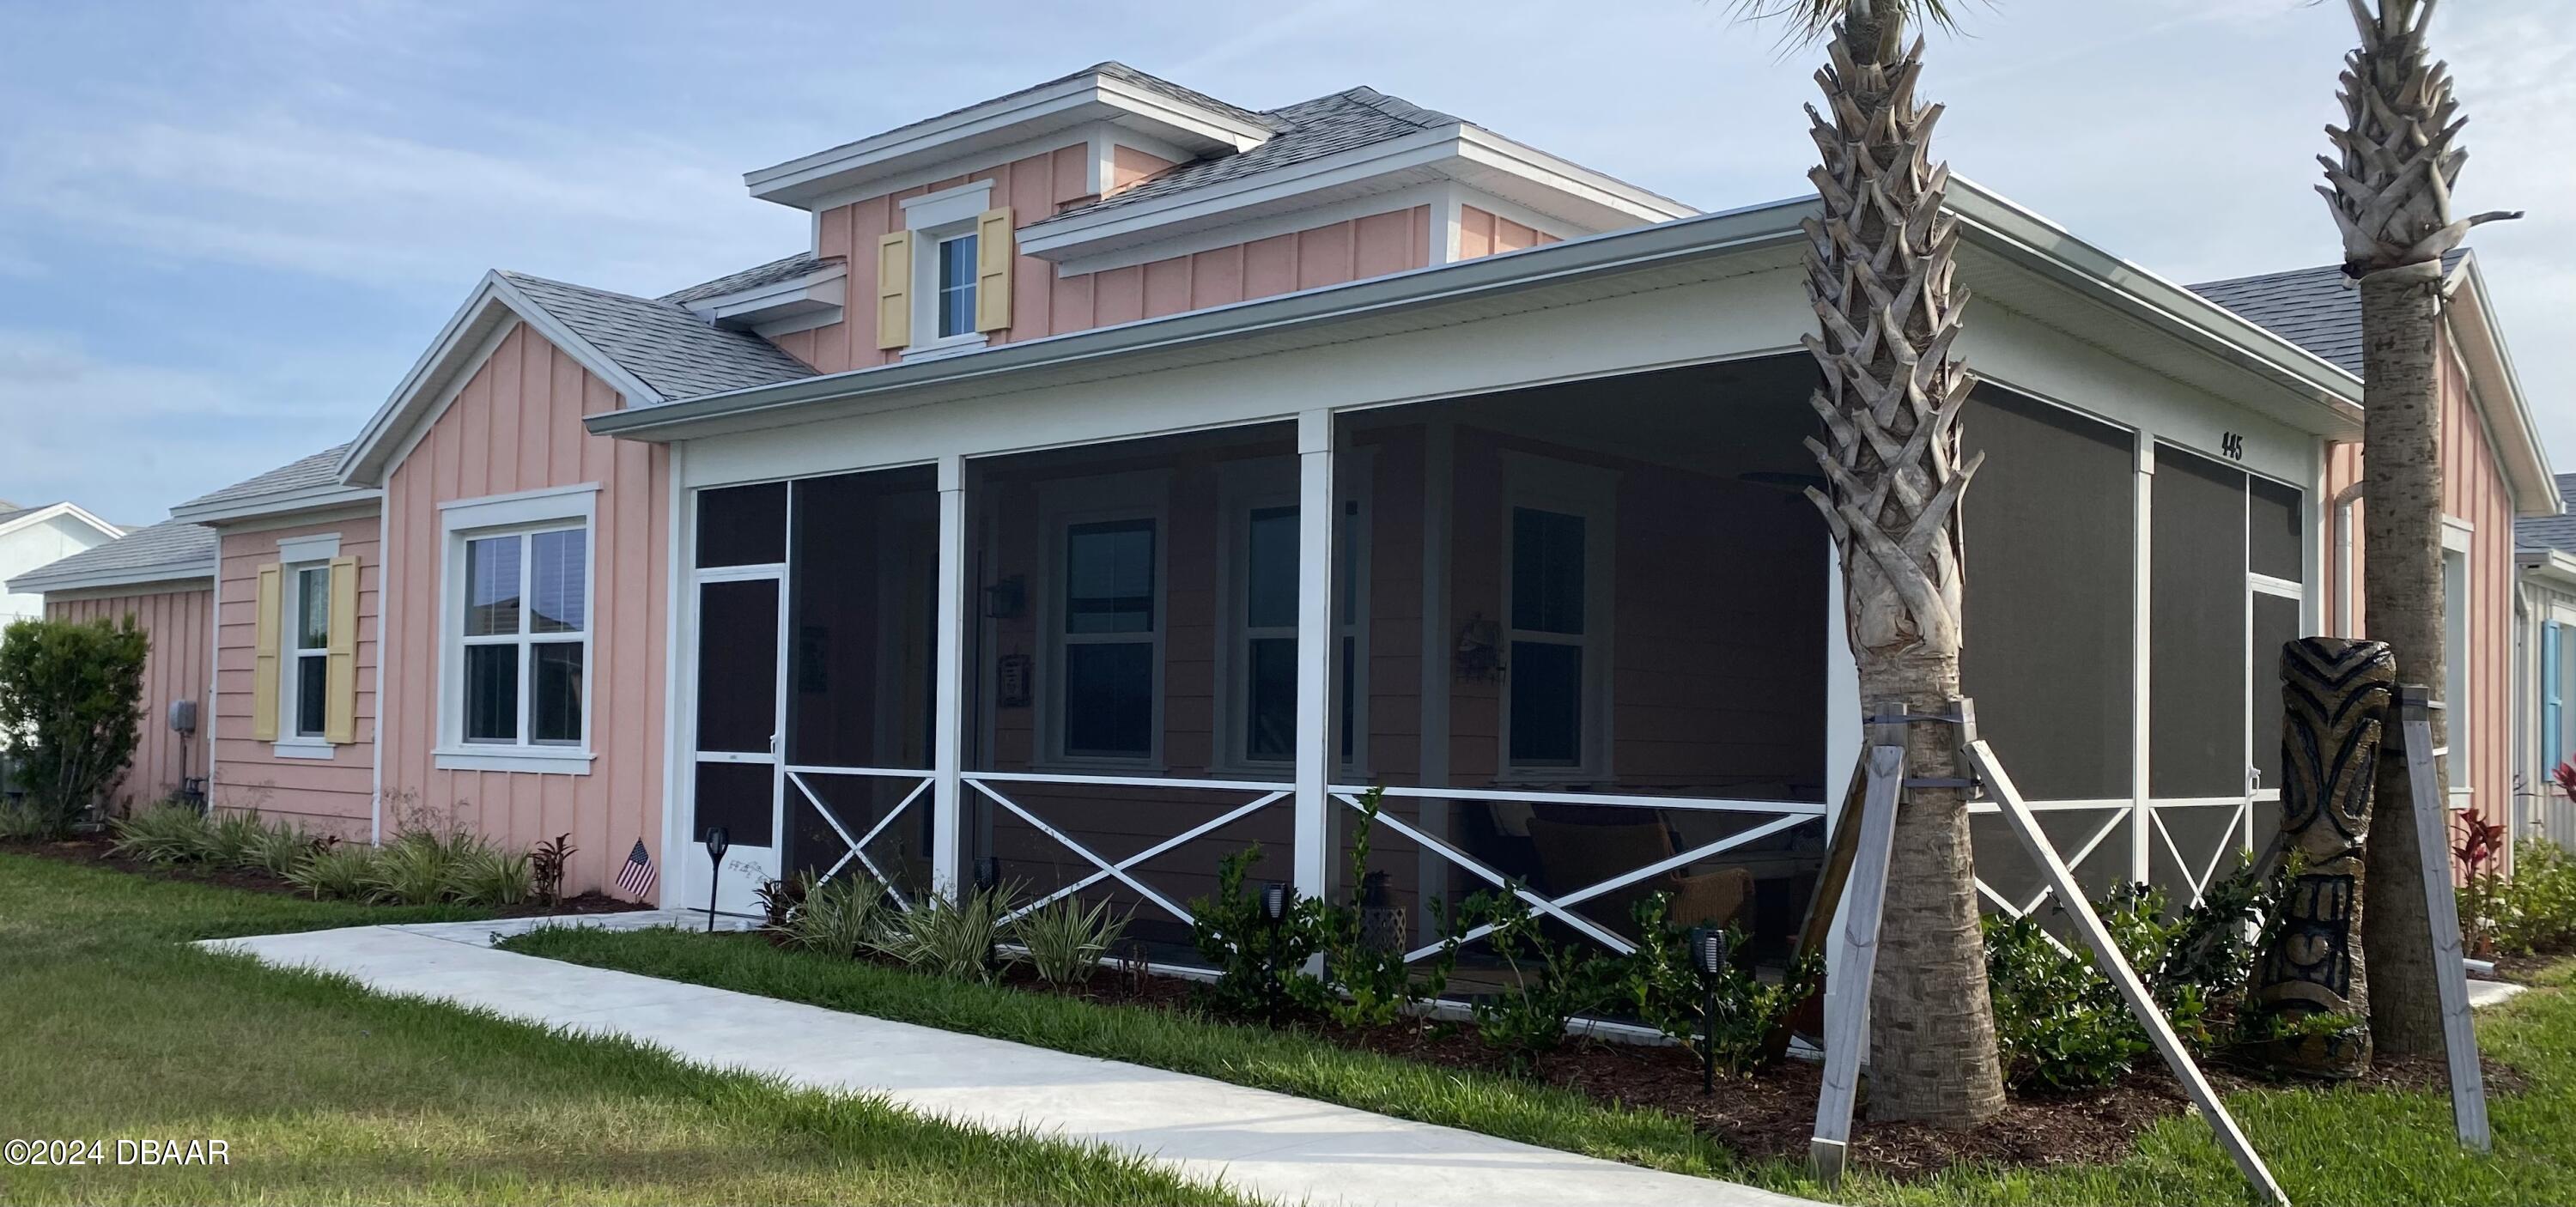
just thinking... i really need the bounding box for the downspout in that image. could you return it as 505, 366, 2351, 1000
2334, 479, 2366, 636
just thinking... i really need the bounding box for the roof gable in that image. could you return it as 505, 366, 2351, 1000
2519, 472, 2576, 554
3, 518, 216, 595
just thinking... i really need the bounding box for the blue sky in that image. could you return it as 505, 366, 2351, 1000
2, 0, 2568, 525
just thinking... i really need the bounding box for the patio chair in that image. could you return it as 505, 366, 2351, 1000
1524, 814, 1753, 933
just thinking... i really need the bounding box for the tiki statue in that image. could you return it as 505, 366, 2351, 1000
2255, 636, 2394, 1078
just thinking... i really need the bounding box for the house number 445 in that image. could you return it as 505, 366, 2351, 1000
2220, 432, 2245, 461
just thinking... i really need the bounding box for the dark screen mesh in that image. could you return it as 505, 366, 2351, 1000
787, 467, 939, 770
2150, 446, 2247, 798
2249, 474, 2305, 581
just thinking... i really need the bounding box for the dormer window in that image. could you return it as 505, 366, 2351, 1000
936, 233, 979, 339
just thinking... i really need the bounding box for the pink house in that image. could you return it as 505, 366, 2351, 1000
22, 63, 2559, 964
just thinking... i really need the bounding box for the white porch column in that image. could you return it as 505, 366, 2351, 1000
2131, 433, 2156, 883
933, 452, 968, 897
1822, 531, 1860, 1026
1294, 410, 1335, 901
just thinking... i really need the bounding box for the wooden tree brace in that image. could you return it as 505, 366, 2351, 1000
2399, 683, 2492, 1152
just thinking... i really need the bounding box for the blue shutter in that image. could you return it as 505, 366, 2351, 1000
2546, 622, 2564, 771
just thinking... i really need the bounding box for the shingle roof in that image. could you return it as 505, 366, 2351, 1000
2520, 472, 2576, 555
784, 62, 1281, 176
5, 518, 215, 593
2190, 251, 2470, 376
176, 445, 353, 511
500, 272, 816, 401
1026, 87, 1461, 228
660, 252, 833, 306
0, 505, 32, 529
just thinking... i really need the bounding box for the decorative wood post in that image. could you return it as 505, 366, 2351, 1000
2256, 636, 2394, 1079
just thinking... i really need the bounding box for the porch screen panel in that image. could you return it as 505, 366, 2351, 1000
2251, 591, 2301, 792
2248, 475, 2304, 581
697, 482, 787, 568
2150, 446, 2248, 798
1958, 387, 2134, 800
692, 761, 775, 848
787, 468, 939, 770
1063, 519, 1156, 759
695, 579, 780, 755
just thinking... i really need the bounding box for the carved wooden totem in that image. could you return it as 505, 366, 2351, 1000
2256, 637, 2395, 1078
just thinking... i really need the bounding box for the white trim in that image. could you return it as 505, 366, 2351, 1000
382, 319, 520, 482
278, 561, 331, 743
901, 179, 996, 230
0, 500, 123, 544
1208, 447, 1376, 778
685, 265, 846, 331
432, 745, 598, 774
274, 532, 341, 564
170, 484, 381, 526
901, 332, 992, 363
10, 564, 215, 596
440, 483, 602, 530
1042, 182, 1552, 279
658, 442, 690, 907
796, 131, 1090, 219
1032, 469, 1170, 770
30, 577, 212, 603
1496, 450, 1618, 782
372, 504, 387, 844
2443, 515, 2476, 553
435, 488, 598, 766
271, 738, 336, 761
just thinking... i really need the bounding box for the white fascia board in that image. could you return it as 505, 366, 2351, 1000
19, 571, 216, 598
690, 264, 848, 329
745, 74, 1269, 207
1017, 124, 1695, 264
1942, 176, 2365, 434
169, 484, 382, 526
2443, 252, 2560, 517
335, 272, 666, 488
1042, 180, 1582, 280
0, 500, 122, 543
2521, 549, 2576, 592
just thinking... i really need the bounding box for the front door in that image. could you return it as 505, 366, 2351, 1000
683, 572, 785, 916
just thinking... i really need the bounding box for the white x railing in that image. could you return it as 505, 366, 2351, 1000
784, 764, 933, 910
1331, 785, 1830, 964
964, 772, 1290, 926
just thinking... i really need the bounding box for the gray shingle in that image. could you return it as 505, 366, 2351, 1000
6, 518, 215, 592
177, 445, 354, 510
661, 252, 833, 305
2519, 472, 2576, 555
2190, 250, 2470, 376
500, 272, 816, 402
782, 62, 1282, 177
1027, 88, 1459, 228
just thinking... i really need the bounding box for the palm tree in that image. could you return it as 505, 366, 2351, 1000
2317, 0, 2518, 1058
1730, 0, 2004, 1124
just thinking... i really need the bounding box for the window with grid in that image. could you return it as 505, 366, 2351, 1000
287, 566, 330, 738
1058, 518, 1155, 760
459, 525, 589, 747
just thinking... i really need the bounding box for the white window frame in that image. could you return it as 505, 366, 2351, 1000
1212, 452, 1373, 778
434, 484, 599, 774
1498, 452, 1617, 783
274, 560, 336, 759
901, 180, 993, 361
1035, 470, 1169, 771
2444, 517, 2474, 810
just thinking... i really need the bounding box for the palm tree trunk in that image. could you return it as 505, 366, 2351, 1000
2318, 0, 2518, 1058
1798, 9, 2006, 1125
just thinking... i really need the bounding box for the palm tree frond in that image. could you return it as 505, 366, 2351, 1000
1722, 0, 1980, 42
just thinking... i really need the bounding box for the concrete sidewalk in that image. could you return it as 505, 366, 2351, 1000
208, 919, 1811, 1207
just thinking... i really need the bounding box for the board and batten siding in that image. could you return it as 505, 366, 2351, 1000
2322, 331, 2516, 869
47, 584, 214, 811
211, 518, 379, 839
378, 323, 669, 897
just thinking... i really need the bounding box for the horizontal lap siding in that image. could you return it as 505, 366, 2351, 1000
211, 518, 380, 840
380, 324, 667, 895
47, 585, 213, 812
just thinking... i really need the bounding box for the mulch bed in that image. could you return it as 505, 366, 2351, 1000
0, 835, 648, 918
2482, 945, 2573, 985
743, 928, 2526, 1180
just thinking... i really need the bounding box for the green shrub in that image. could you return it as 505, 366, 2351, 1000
2490, 839, 2576, 955
106, 804, 216, 864
890, 882, 1018, 982
286, 842, 378, 900
1454, 888, 1617, 1075
782, 871, 896, 959
1015, 895, 1128, 986
1618, 894, 1821, 1077
205, 810, 273, 867
1314, 787, 1452, 1028
0, 616, 149, 837
1984, 911, 2152, 1089
1188, 845, 1328, 1021
445, 846, 533, 907
364, 830, 483, 905
242, 821, 319, 877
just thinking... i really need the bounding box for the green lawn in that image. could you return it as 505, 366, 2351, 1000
0, 852, 1240, 1206
506, 922, 2575, 1206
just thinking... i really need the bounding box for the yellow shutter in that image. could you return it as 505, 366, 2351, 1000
250, 565, 281, 742
975, 207, 1014, 332
875, 231, 913, 349
325, 555, 359, 744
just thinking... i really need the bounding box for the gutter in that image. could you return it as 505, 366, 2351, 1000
170, 484, 382, 526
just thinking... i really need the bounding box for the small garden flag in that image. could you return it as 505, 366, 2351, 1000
614, 838, 657, 900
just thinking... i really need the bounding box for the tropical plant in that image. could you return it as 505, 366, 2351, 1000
783, 871, 896, 960
0, 616, 149, 837
2321, 0, 2521, 1058
106, 803, 216, 864
2454, 810, 2510, 957
1724, 0, 2004, 1123
2488, 839, 2576, 955
1188, 845, 1328, 1021
1454, 888, 1617, 1075
1015, 895, 1130, 986
1619, 894, 1823, 1077
244, 821, 322, 878
755, 875, 805, 930
365, 828, 485, 905
286, 841, 376, 900
890, 882, 1017, 983
1315, 787, 1451, 1027
445, 846, 533, 907
205, 810, 273, 868
531, 833, 574, 910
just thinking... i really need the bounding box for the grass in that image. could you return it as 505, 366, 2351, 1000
507, 923, 2576, 1206
0, 852, 1241, 1205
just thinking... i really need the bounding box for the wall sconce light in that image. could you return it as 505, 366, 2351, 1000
1453, 613, 1501, 682
983, 575, 1026, 619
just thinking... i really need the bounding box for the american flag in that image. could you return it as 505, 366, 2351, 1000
614, 839, 657, 900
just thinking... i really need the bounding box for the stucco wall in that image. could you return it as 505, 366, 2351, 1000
47, 583, 214, 812
211, 516, 380, 839
378, 323, 669, 895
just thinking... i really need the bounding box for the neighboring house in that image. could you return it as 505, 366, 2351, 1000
0, 499, 126, 625
2193, 253, 2561, 876
2518, 472, 2576, 846
3, 519, 216, 810
26, 64, 2561, 948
